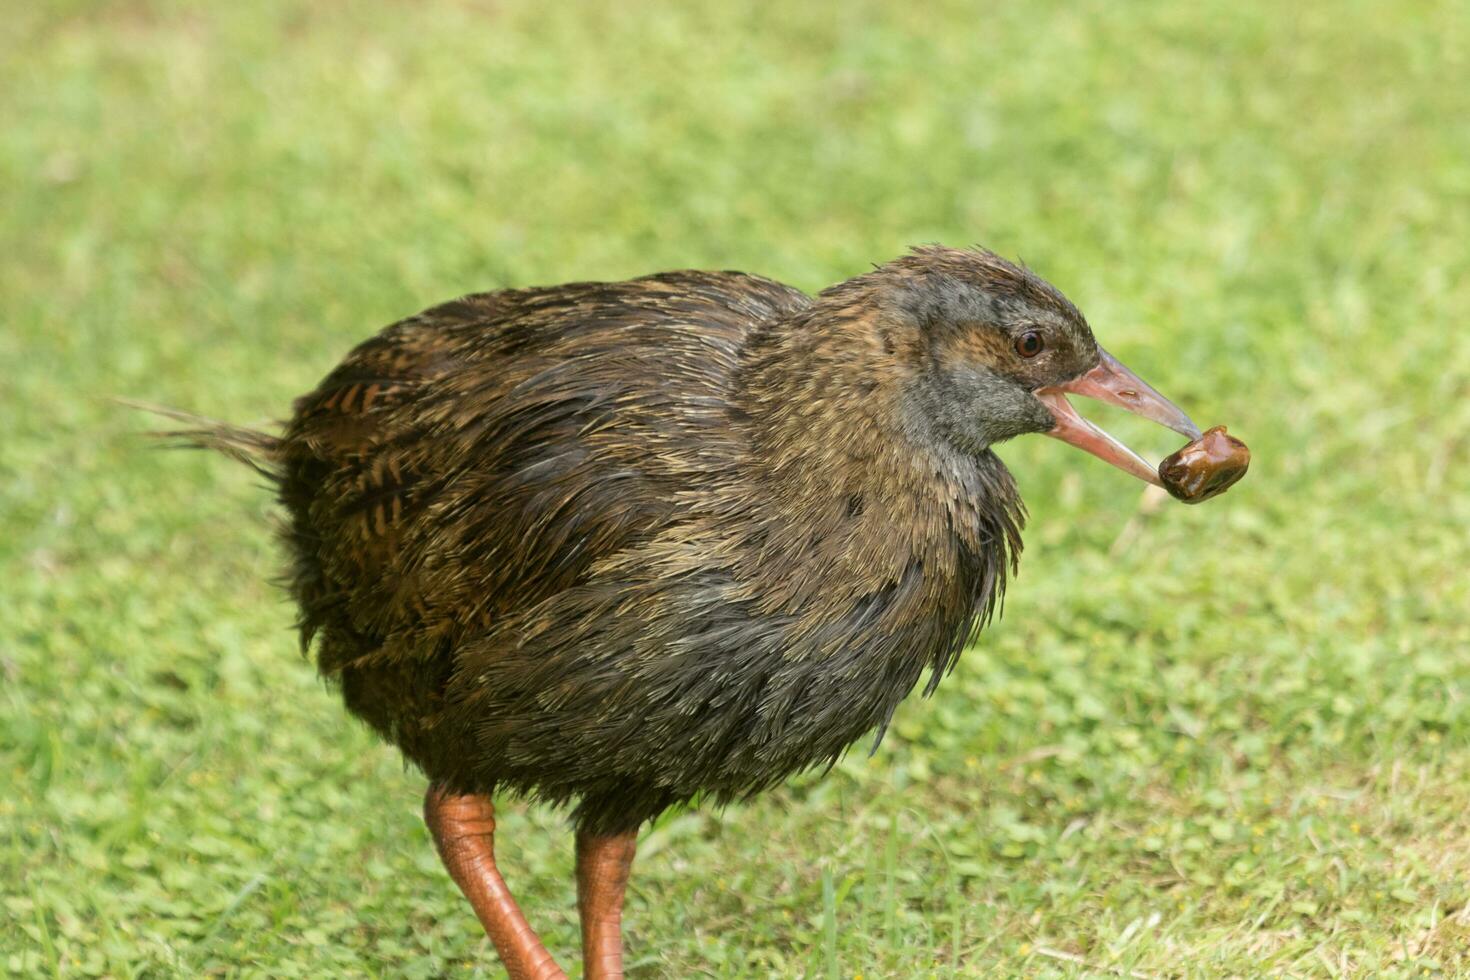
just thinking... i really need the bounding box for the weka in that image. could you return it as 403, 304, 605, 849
160, 245, 1205, 978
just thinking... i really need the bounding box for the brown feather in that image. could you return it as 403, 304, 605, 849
145, 247, 1110, 834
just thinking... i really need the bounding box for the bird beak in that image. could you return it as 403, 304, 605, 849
1035, 347, 1201, 487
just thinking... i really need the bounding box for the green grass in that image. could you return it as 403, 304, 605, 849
3, 0, 1469, 975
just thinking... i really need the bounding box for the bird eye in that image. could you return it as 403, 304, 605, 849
1015, 331, 1044, 358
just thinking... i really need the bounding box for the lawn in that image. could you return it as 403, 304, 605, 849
3, 0, 1469, 976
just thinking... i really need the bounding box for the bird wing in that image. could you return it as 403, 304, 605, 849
277, 271, 810, 664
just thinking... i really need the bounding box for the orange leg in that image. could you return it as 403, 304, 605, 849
424, 786, 566, 980
576, 829, 639, 980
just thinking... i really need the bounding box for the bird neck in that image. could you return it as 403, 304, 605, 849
733, 291, 1023, 518
728, 296, 1026, 657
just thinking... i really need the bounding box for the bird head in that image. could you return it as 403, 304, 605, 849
877, 246, 1199, 486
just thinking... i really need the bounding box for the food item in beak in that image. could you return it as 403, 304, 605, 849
1158, 426, 1250, 503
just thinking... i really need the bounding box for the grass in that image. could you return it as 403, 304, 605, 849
3, 0, 1469, 975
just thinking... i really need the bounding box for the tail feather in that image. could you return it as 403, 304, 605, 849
118, 397, 283, 481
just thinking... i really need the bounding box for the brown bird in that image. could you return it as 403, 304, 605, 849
156, 245, 1202, 978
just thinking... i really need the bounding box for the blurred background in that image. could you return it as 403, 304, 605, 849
3, 0, 1468, 975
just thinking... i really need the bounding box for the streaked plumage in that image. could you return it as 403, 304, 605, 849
157, 244, 1212, 977
268, 248, 1080, 833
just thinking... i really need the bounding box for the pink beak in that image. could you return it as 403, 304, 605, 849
1035, 348, 1200, 487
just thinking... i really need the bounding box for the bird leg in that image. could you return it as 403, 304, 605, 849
423, 785, 566, 980
576, 829, 638, 980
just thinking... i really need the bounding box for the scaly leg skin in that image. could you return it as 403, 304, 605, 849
423, 785, 566, 980
576, 829, 639, 980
